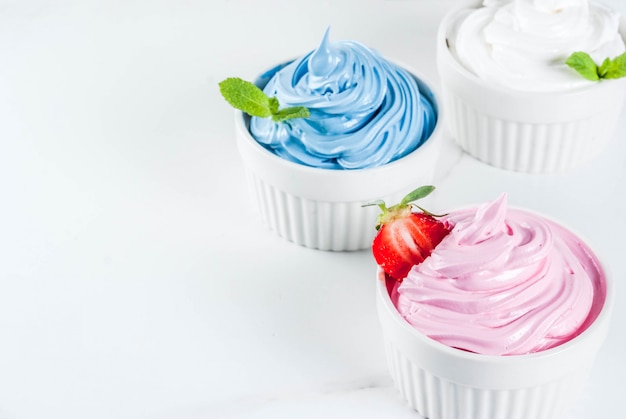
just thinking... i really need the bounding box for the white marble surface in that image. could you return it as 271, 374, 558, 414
1, 1, 625, 418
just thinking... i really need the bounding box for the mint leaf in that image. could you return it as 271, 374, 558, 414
566, 52, 599, 81
219, 77, 273, 118
268, 97, 279, 114
602, 52, 626, 79
566, 51, 626, 81
598, 57, 612, 78
219, 77, 310, 122
272, 106, 310, 122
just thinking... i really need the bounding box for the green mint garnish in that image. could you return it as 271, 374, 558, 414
272, 106, 311, 122
218, 77, 310, 122
599, 52, 626, 79
566, 51, 626, 81
565, 52, 599, 81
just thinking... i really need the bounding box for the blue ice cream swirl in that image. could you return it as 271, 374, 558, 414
249, 29, 437, 170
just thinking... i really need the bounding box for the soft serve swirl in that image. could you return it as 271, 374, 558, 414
250, 29, 437, 169
392, 194, 604, 355
452, 0, 625, 91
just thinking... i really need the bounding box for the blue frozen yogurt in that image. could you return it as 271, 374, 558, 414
249, 29, 437, 170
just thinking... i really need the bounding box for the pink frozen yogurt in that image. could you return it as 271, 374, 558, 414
390, 194, 605, 356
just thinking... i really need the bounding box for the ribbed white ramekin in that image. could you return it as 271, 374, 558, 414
376, 233, 613, 419
235, 66, 443, 251
437, 5, 626, 173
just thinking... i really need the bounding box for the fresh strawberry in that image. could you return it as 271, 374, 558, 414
365, 185, 450, 281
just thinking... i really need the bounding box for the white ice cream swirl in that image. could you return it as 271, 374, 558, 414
453, 0, 626, 91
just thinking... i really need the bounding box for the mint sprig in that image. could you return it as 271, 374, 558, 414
566, 51, 626, 81
218, 77, 310, 122
599, 53, 626, 79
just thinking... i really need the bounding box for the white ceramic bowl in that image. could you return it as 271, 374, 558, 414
376, 216, 613, 419
437, 3, 626, 173
235, 65, 443, 251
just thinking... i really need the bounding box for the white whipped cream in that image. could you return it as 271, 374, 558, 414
452, 0, 625, 91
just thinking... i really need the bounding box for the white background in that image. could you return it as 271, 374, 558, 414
0, 1, 625, 418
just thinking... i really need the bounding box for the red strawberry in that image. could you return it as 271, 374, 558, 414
365, 186, 450, 281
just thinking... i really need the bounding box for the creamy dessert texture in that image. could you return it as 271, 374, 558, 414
250, 28, 437, 169
451, 0, 626, 91
389, 194, 605, 356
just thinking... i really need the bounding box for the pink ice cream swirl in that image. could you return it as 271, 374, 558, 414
393, 194, 604, 356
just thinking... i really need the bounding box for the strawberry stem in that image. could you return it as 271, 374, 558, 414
400, 185, 435, 206
413, 204, 447, 218
362, 185, 444, 230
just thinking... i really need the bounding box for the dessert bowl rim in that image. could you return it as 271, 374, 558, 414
233, 59, 445, 202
